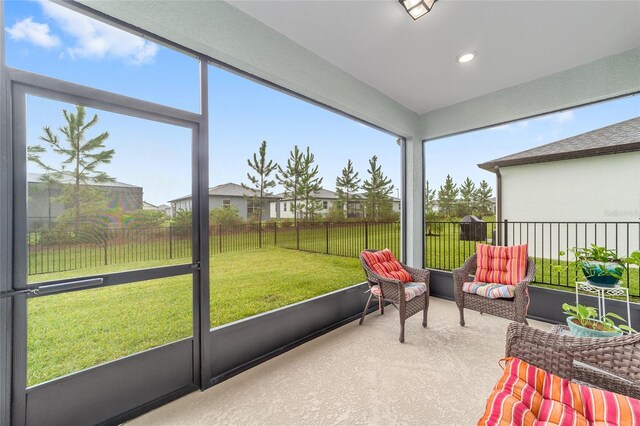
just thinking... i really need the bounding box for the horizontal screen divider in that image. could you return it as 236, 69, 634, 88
29, 264, 194, 297
9, 68, 202, 129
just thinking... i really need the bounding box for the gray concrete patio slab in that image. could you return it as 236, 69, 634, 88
129, 297, 552, 425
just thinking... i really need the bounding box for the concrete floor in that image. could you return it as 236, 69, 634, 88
130, 298, 551, 425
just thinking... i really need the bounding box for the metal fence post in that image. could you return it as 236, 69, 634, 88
219, 224, 223, 253
325, 221, 329, 254
103, 241, 108, 266
364, 221, 369, 248
504, 219, 509, 246
169, 226, 173, 259
274, 221, 277, 246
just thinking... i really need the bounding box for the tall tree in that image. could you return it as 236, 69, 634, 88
28, 105, 114, 230
425, 180, 436, 212
276, 145, 304, 225
298, 147, 323, 220
242, 140, 278, 222
362, 155, 394, 220
459, 177, 476, 215
474, 180, 494, 216
336, 159, 361, 218
437, 174, 458, 217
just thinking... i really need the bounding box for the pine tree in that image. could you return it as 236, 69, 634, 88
336, 159, 361, 218
242, 140, 277, 222
276, 145, 304, 225
459, 177, 476, 216
298, 147, 323, 220
28, 105, 114, 230
362, 155, 394, 220
437, 174, 458, 217
474, 180, 494, 216
425, 180, 436, 212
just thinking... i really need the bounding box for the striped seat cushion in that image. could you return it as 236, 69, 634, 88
476, 244, 528, 285
370, 282, 426, 301
463, 282, 516, 299
361, 249, 412, 283
478, 357, 640, 426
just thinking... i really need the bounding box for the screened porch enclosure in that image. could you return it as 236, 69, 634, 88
0, 1, 638, 425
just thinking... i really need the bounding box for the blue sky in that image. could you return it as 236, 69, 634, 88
426, 96, 640, 194
5, 1, 639, 206
6, 0, 400, 206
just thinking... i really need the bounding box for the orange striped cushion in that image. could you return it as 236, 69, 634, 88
475, 244, 528, 285
361, 249, 412, 283
478, 357, 640, 426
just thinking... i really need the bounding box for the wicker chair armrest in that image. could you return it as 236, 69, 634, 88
507, 323, 640, 397
514, 259, 537, 293
505, 323, 574, 380
401, 263, 430, 283
367, 273, 404, 302
452, 254, 477, 295
564, 332, 640, 388
459, 253, 478, 274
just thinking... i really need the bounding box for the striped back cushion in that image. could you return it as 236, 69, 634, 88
361, 249, 412, 283
478, 357, 640, 426
475, 244, 528, 285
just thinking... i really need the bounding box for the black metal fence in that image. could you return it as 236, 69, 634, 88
27, 221, 401, 276
425, 221, 640, 297
27, 220, 640, 297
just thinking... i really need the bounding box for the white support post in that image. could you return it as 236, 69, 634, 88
403, 136, 424, 268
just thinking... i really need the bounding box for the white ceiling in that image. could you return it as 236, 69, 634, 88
229, 0, 640, 115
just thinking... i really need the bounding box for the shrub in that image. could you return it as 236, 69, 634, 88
209, 206, 244, 226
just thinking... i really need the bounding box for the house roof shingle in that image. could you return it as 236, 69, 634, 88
478, 116, 640, 171
170, 182, 279, 202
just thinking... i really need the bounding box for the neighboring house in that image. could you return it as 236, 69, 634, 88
270, 188, 339, 219
170, 182, 277, 220
156, 204, 172, 217
350, 193, 401, 218
478, 116, 640, 254
27, 172, 143, 230
143, 201, 172, 216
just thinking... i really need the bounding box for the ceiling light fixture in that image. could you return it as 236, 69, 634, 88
399, 0, 438, 20
456, 52, 476, 63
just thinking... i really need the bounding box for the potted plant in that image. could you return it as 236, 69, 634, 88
557, 245, 640, 288
562, 303, 636, 337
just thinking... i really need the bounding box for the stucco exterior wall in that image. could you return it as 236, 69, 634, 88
271, 199, 336, 220
500, 152, 640, 257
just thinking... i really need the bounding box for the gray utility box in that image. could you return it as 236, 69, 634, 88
459, 215, 487, 241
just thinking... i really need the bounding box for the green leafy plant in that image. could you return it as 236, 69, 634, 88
555, 245, 640, 281
562, 303, 636, 334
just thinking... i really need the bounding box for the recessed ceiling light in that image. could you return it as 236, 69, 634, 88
456, 52, 476, 64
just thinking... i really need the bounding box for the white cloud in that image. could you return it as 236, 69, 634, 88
539, 110, 575, 125
38, 0, 158, 64
5, 17, 61, 48
553, 110, 574, 124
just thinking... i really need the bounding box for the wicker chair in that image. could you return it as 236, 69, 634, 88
506, 322, 640, 399
359, 249, 430, 343
452, 253, 536, 326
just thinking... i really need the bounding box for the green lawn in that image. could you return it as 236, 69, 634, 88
425, 230, 640, 299
27, 247, 363, 386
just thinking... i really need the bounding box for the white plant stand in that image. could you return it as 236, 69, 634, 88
575, 281, 631, 324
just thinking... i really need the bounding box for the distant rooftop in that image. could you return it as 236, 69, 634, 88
478, 116, 640, 171
170, 182, 279, 202
275, 188, 339, 200
28, 172, 140, 189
